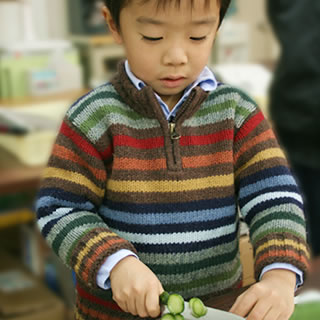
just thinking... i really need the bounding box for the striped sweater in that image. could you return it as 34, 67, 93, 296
36, 63, 309, 320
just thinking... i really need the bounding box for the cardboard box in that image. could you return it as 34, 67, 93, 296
239, 235, 256, 286
0, 251, 65, 320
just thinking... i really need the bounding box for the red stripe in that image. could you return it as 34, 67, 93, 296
235, 111, 264, 142
76, 284, 122, 311
60, 121, 102, 159
101, 144, 113, 160
180, 129, 233, 146
114, 135, 164, 149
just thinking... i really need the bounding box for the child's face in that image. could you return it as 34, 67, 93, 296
105, 0, 220, 108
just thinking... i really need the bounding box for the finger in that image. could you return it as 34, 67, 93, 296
246, 301, 272, 320
116, 300, 128, 313
136, 292, 148, 318
229, 291, 257, 317
145, 288, 162, 318
263, 307, 281, 320
127, 297, 138, 316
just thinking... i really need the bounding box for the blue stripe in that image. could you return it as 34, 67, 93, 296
104, 214, 236, 234
37, 188, 93, 206
239, 175, 297, 199
100, 205, 235, 225
104, 196, 235, 214
36, 196, 94, 212
240, 166, 293, 186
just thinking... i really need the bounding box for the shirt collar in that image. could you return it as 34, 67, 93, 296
124, 60, 218, 119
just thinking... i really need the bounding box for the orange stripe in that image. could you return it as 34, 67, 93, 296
52, 144, 106, 180
182, 151, 233, 168
234, 129, 275, 163
113, 157, 167, 170
81, 238, 126, 282
256, 249, 309, 267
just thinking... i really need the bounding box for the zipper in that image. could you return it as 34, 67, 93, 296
168, 118, 181, 165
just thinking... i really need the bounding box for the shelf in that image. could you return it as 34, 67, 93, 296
70, 35, 115, 46
0, 208, 34, 229
0, 89, 89, 108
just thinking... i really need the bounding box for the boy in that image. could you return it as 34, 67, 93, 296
36, 1, 309, 319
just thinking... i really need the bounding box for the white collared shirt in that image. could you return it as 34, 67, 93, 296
125, 60, 218, 120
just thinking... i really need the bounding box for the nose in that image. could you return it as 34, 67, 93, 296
162, 45, 188, 66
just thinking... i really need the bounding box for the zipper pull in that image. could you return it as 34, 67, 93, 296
169, 122, 181, 140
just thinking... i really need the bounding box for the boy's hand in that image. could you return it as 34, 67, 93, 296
229, 269, 296, 320
110, 256, 164, 318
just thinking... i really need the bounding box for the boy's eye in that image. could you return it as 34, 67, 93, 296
142, 35, 163, 41
190, 36, 207, 41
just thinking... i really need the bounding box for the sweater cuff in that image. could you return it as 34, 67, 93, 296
254, 233, 310, 281
97, 249, 138, 290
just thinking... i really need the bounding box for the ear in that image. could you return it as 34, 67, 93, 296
102, 6, 123, 44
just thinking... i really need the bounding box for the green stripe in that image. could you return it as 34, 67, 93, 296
251, 211, 305, 235
194, 100, 236, 118
69, 89, 122, 121
148, 245, 238, 275
165, 258, 241, 292
52, 215, 104, 254
79, 105, 145, 134
212, 85, 257, 105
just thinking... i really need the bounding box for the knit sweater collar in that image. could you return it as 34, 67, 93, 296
111, 61, 209, 123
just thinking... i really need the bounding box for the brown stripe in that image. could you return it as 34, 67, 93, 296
235, 157, 288, 182
110, 162, 234, 181
107, 123, 163, 139
180, 140, 232, 157
107, 185, 235, 204
235, 138, 280, 170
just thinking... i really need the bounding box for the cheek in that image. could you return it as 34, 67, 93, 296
191, 49, 211, 67
128, 55, 155, 81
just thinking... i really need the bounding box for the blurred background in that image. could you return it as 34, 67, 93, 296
0, 0, 319, 319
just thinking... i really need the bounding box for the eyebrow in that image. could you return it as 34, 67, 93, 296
136, 16, 217, 26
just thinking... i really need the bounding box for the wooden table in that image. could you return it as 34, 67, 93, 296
0, 146, 44, 228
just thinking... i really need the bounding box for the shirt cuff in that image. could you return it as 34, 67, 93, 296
260, 263, 304, 290
96, 249, 138, 290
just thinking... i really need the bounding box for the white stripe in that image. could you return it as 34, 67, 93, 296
242, 192, 303, 217
38, 207, 73, 230
111, 224, 236, 245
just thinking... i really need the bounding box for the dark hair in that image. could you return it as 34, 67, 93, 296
104, 0, 232, 30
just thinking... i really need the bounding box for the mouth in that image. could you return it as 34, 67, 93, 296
160, 76, 186, 88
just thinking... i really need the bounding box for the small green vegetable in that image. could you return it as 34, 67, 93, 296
160, 291, 170, 305
188, 297, 207, 318
160, 292, 206, 319
167, 293, 185, 315
161, 313, 176, 320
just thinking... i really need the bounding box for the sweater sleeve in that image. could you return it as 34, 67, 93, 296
233, 90, 310, 280
35, 115, 137, 289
